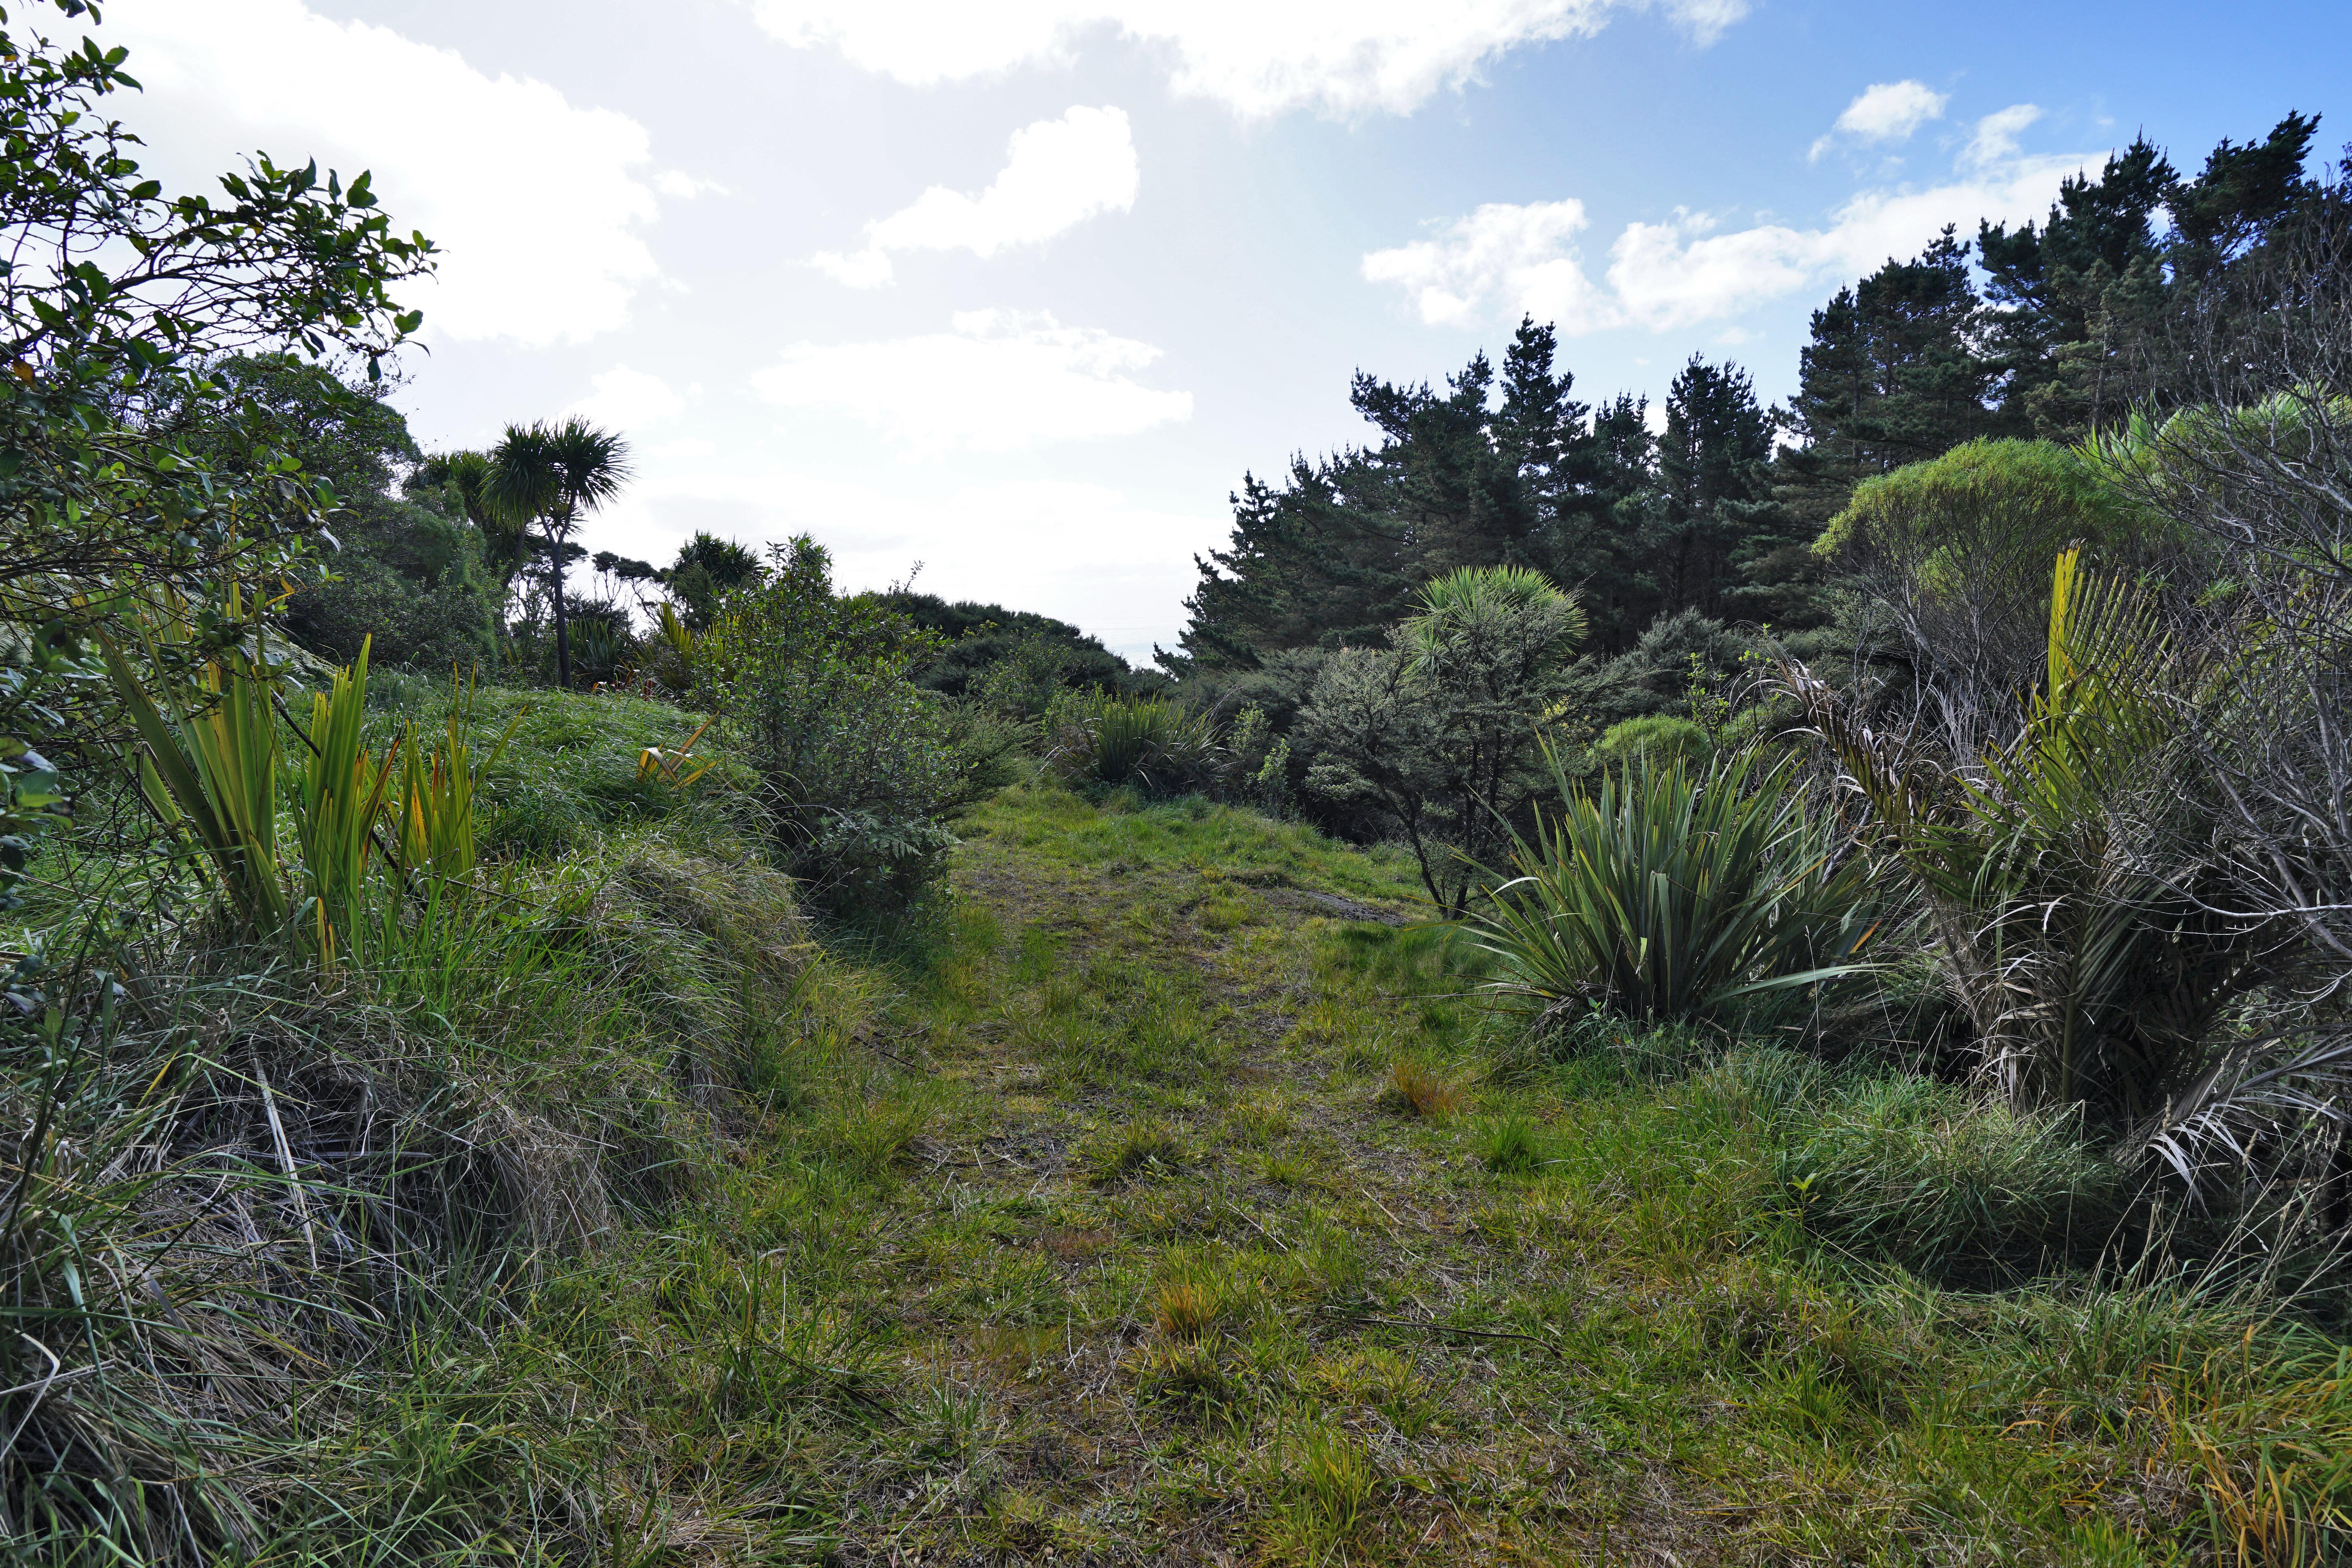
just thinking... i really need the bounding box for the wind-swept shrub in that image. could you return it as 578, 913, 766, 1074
1464, 747, 1880, 1032
1815, 438, 2172, 752
1044, 690, 1221, 795
1296, 565, 1586, 914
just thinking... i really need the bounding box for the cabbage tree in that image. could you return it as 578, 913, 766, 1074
486, 417, 632, 687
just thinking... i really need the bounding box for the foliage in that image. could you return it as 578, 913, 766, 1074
485, 417, 632, 688
1774, 1066, 2121, 1278
2058, 195, 2352, 1194
397, 697, 503, 881
969, 627, 1079, 719
1297, 564, 1586, 914
662, 530, 766, 630
294, 634, 397, 963
1788, 550, 2289, 1139
1224, 703, 1293, 815
189, 356, 502, 669
1597, 712, 1711, 764
1465, 747, 1880, 1029
0, 0, 432, 971
1173, 320, 1652, 671
97, 592, 293, 939
1778, 227, 2017, 525
697, 535, 962, 913
1045, 690, 1222, 795
1815, 437, 2174, 753
1780, 115, 2325, 532
887, 592, 1155, 707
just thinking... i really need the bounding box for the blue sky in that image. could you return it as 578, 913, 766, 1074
93, 0, 2350, 660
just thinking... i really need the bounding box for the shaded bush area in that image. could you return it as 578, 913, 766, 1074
886, 591, 1163, 706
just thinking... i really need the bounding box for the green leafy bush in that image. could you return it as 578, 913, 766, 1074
1465, 748, 1879, 1031
1790, 550, 2288, 1136
696, 536, 963, 914
1045, 691, 1222, 795
1296, 565, 1587, 913
1815, 438, 2172, 722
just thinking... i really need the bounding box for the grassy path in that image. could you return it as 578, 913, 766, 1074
731, 786, 2238, 1566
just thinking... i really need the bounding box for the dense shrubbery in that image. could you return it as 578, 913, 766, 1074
692, 535, 965, 915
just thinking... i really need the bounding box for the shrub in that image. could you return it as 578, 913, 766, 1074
1597, 713, 1711, 764
1789, 551, 2290, 1140
1296, 565, 1586, 914
1814, 438, 2173, 743
694, 537, 964, 915
1465, 747, 1880, 1030
1044, 690, 1222, 795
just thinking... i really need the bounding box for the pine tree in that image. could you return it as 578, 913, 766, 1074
1778, 228, 2009, 526
1976, 115, 2320, 437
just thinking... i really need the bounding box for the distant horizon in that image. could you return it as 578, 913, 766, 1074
96, 0, 2349, 663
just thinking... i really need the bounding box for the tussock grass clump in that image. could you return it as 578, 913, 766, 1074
1386, 1057, 1465, 1118
1080, 1117, 1191, 1183
1775, 1072, 2121, 1278
1476, 1110, 1546, 1172
1263, 1423, 1376, 1561
1044, 690, 1221, 795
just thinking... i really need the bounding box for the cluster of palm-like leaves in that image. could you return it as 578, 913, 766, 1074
101, 603, 503, 964
1787, 549, 2305, 1177
1463, 746, 1882, 1030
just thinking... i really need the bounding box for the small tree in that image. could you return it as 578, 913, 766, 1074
1297, 565, 1586, 915
484, 417, 631, 687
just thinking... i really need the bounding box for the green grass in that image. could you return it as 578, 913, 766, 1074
15, 696, 2350, 1564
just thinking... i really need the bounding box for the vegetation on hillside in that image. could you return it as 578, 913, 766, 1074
5, 2, 2352, 1561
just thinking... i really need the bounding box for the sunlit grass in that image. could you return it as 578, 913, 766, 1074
31, 698, 2343, 1565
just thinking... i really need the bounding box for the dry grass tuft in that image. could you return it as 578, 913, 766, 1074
1387, 1057, 1465, 1118
1155, 1278, 1224, 1340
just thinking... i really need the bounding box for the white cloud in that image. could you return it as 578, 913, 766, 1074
1365, 129, 2097, 335
748, 0, 1750, 118
653, 169, 731, 199
570, 366, 689, 432
814, 105, 1138, 287
751, 309, 1192, 456
1966, 103, 2045, 170
99, 0, 662, 347
1360, 201, 1611, 331
1810, 79, 1948, 161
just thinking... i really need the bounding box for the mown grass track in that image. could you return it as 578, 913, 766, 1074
326, 781, 2341, 1567
704, 787, 2323, 1566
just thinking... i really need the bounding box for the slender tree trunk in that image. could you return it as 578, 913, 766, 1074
549, 513, 572, 688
